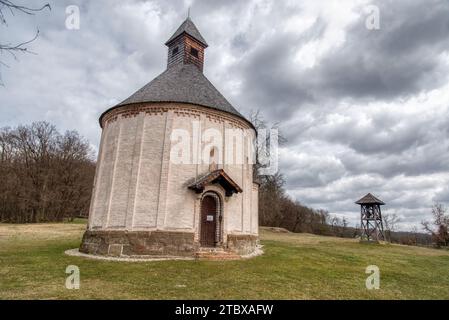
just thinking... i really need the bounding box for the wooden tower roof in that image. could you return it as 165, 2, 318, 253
355, 193, 385, 205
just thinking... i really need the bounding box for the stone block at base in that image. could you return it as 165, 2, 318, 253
80, 230, 259, 258
80, 230, 198, 257
226, 234, 258, 255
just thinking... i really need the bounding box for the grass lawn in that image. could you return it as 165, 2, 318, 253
1, 221, 449, 299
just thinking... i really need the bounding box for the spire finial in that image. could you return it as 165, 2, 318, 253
187, 7, 190, 19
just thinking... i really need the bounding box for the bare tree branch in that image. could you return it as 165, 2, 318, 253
0, 1, 51, 85
0, 29, 39, 58
0, 1, 51, 25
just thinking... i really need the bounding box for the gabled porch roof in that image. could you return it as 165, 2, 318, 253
188, 169, 243, 197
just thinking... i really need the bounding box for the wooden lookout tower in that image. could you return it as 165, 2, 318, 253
356, 193, 385, 242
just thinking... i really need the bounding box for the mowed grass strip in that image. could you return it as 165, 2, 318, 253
1, 223, 449, 299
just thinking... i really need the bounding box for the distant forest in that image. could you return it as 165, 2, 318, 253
0, 122, 95, 223
1, 121, 447, 249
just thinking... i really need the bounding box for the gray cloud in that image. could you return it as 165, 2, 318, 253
228, 0, 449, 120
317, 0, 449, 101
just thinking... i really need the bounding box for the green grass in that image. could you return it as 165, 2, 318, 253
68, 218, 89, 225
1, 223, 449, 299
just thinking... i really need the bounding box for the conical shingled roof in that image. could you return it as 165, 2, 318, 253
111, 63, 247, 121
165, 17, 208, 47
355, 193, 385, 205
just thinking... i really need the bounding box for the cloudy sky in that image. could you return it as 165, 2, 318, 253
1, 0, 449, 230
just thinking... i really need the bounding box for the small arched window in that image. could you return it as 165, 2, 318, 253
209, 148, 218, 171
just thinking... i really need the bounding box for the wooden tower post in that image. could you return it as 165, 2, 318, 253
356, 193, 385, 242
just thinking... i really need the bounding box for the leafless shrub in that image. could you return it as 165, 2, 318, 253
422, 203, 449, 248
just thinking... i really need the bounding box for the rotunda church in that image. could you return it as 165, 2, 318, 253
80, 17, 259, 258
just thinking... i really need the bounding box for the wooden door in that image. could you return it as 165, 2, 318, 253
200, 196, 217, 247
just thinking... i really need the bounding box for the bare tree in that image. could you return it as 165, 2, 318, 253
410, 226, 419, 246
383, 213, 401, 242
422, 203, 449, 248
353, 224, 361, 238
248, 109, 287, 177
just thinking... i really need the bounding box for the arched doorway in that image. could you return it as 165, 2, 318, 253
200, 193, 221, 247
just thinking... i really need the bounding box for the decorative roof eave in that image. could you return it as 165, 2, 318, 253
355, 193, 385, 205
188, 169, 243, 197
98, 101, 256, 131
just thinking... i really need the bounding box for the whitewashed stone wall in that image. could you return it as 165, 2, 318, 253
88, 102, 259, 243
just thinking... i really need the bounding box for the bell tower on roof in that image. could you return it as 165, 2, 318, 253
165, 17, 208, 72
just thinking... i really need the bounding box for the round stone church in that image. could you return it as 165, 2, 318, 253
80, 17, 259, 258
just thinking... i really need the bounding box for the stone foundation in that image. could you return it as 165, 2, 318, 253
79, 230, 258, 258
79, 230, 198, 257
226, 234, 258, 255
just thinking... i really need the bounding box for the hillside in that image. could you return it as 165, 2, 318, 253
1, 222, 448, 299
